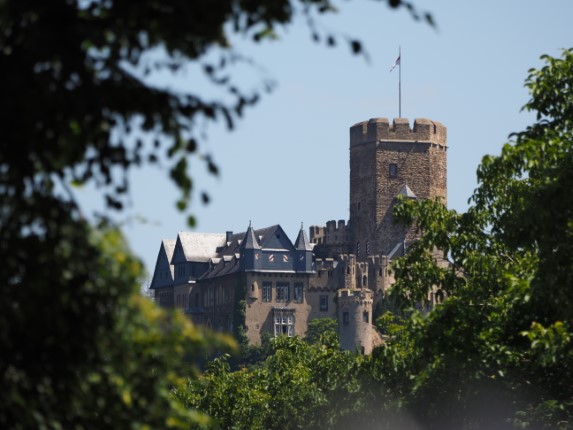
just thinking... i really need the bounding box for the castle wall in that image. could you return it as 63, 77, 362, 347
244, 272, 312, 345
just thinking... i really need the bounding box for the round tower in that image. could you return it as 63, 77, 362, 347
338, 288, 373, 355
349, 117, 447, 258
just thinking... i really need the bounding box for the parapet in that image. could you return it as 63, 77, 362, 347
310, 220, 350, 245
350, 118, 446, 147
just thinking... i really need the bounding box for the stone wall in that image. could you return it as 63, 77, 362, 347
338, 288, 374, 354
349, 118, 447, 257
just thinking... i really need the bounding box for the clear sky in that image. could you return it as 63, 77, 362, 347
76, 0, 573, 279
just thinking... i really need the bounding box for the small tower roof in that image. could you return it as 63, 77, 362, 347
294, 224, 312, 251
241, 222, 261, 250
397, 184, 417, 199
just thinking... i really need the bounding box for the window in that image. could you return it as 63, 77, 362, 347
319, 295, 329, 312
274, 310, 295, 337
389, 163, 398, 178
343, 311, 349, 325
294, 283, 304, 303
262, 282, 272, 302
363, 312, 369, 323
276, 282, 290, 302
356, 242, 361, 257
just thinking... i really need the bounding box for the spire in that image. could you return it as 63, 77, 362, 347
294, 224, 312, 251
241, 222, 260, 250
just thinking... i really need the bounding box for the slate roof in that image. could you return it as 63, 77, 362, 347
199, 224, 305, 280
294, 227, 313, 251
220, 224, 291, 256
150, 239, 177, 289
240, 224, 261, 250
177, 232, 226, 262
200, 255, 242, 279
162, 239, 177, 278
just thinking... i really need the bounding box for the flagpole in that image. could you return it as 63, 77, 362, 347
399, 45, 401, 118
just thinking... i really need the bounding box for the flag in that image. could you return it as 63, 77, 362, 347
390, 55, 400, 72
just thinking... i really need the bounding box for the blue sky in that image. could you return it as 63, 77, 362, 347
76, 0, 573, 279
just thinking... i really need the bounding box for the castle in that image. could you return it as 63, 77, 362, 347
150, 117, 447, 354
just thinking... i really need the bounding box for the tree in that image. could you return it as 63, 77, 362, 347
305, 317, 339, 346
0, 1, 430, 428
373, 48, 573, 429
174, 336, 368, 430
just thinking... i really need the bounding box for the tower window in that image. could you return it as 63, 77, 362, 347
389, 163, 398, 178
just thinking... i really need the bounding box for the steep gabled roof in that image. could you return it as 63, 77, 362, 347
294, 226, 312, 251
150, 239, 176, 289
173, 232, 226, 263
162, 239, 176, 276
240, 223, 261, 250
257, 224, 295, 251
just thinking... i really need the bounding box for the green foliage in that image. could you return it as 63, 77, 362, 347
0, 223, 234, 429
377, 48, 573, 429
375, 311, 405, 336
174, 336, 369, 430
305, 317, 339, 346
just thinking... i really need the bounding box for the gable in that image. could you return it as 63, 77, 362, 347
150, 240, 175, 288
259, 225, 295, 251
171, 238, 187, 264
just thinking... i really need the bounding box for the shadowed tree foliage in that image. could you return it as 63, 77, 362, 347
0, 1, 431, 428
305, 317, 339, 346
374, 48, 573, 429
173, 336, 369, 430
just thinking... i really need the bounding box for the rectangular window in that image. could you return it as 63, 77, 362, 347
262, 282, 272, 302
343, 311, 349, 325
363, 312, 369, 323
294, 283, 304, 303
276, 282, 290, 302
319, 295, 329, 312
389, 163, 398, 178
274, 312, 295, 337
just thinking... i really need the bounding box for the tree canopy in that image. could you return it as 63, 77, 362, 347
383, 47, 573, 429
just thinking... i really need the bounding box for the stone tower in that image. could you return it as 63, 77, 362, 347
338, 288, 374, 355
349, 118, 447, 258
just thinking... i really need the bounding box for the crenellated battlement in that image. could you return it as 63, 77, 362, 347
309, 219, 350, 245
350, 117, 447, 147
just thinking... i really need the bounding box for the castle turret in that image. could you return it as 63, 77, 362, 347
349, 118, 447, 258
338, 288, 374, 354
294, 224, 313, 272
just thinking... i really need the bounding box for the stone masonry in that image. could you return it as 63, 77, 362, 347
348, 118, 447, 257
